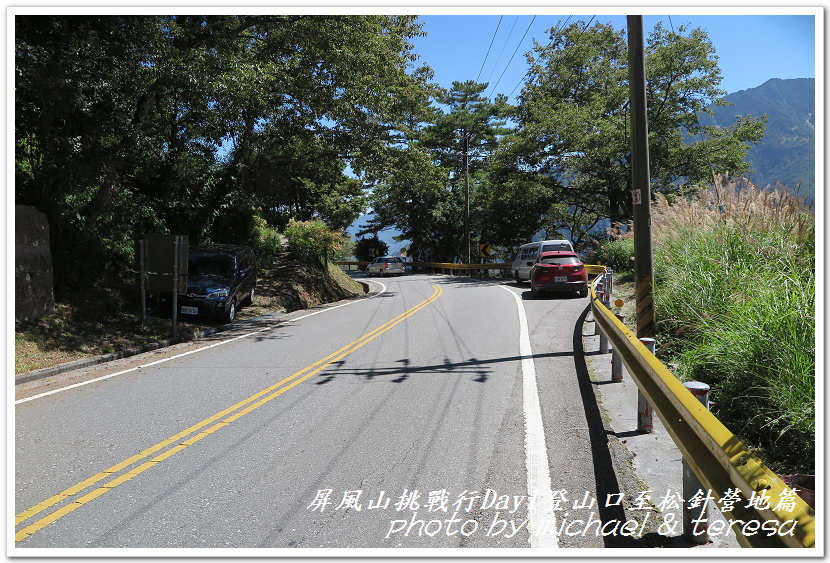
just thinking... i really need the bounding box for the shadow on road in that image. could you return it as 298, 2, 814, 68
571, 303, 669, 548
313, 351, 577, 385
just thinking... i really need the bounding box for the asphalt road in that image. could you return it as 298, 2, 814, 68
15, 272, 622, 553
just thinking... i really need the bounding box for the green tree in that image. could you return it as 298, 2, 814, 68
360, 145, 448, 262
15, 15, 176, 293
15, 14, 430, 293
364, 80, 509, 262
498, 19, 767, 237
354, 236, 389, 263
216, 15, 431, 231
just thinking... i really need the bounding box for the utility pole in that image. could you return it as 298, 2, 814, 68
627, 15, 655, 339
463, 134, 471, 264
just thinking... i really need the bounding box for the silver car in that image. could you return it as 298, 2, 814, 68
366, 256, 405, 276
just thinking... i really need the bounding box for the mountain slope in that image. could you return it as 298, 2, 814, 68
700, 78, 815, 199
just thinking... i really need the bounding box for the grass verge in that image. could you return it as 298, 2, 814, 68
598, 177, 815, 475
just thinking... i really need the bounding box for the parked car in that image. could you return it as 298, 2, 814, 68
529, 250, 588, 298
512, 240, 575, 282
176, 244, 257, 323
366, 256, 405, 276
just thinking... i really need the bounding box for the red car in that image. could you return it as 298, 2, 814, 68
529, 251, 588, 298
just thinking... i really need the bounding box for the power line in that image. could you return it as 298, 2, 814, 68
476, 15, 503, 83
506, 16, 596, 100
484, 16, 519, 86
506, 16, 573, 100
507, 16, 571, 100
487, 15, 536, 98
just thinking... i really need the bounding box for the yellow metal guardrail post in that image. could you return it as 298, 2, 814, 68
587, 268, 815, 548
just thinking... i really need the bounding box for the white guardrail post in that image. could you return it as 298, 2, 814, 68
611, 312, 625, 382
597, 273, 610, 353
595, 276, 605, 336
606, 268, 613, 297
637, 338, 656, 433
682, 382, 712, 544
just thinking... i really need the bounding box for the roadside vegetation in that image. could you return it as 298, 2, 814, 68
15, 222, 363, 375
585, 176, 815, 474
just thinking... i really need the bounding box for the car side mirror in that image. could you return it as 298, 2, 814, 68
527, 261, 533, 266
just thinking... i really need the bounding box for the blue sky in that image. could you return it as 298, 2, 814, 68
409, 11, 819, 102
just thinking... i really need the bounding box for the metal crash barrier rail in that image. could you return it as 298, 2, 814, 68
588, 266, 816, 549
336, 261, 512, 273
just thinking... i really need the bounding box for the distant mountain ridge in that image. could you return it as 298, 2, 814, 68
700, 77, 815, 199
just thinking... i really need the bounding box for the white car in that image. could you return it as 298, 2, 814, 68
512, 239, 575, 282
366, 256, 405, 276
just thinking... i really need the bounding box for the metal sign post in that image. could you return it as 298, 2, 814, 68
139, 239, 147, 323
137, 234, 188, 337
172, 236, 179, 337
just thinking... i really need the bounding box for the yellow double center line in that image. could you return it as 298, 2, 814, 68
16, 285, 442, 542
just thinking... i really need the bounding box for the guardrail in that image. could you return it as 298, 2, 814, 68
336, 261, 512, 273
588, 267, 816, 548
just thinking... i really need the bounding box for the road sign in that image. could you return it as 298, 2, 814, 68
632, 189, 643, 205
371, 248, 379, 258
479, 243, 491, 258
140, 234, 189, 275
137, 234, 188, 336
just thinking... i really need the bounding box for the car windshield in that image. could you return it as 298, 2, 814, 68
189, 254, 235, 276
541, 243, 571, 252
540, 256, 579, 265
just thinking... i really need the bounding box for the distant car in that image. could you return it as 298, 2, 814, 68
366, 256, 405, 276
176, 244, 257, 323
529, 251, 588, 298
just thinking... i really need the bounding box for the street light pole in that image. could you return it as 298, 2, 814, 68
627, 15, 655, 339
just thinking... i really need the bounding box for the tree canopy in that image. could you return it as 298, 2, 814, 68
15, 15, 768, 290
360, 20, 766, 260
491, 20, 767, 247
16, 14, 431, 291
360, 80, 510, 262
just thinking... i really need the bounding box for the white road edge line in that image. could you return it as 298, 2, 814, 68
15, 286, 387, 405
500, 285, 558, 549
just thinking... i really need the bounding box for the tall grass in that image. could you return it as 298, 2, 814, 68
652, 176, 815, 473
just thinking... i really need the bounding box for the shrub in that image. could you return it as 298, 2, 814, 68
204, 203, 282, 269
583, 222, 635, 277
250, 214, 282, 269
283, 219, 346, 268
332, 234, 357, 262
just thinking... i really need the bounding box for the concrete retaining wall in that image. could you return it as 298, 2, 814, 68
16, 205, 54, 321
